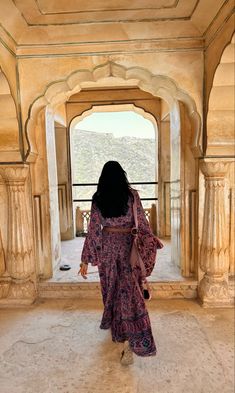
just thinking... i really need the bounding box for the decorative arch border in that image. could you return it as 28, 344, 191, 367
69, 103, 159, 135
25, 61, 202, 160
207, 32, 234, 111
69, 103, 159, 184
206, 31, 235, 112
205, 33, 234, 155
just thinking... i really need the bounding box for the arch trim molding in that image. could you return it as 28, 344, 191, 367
25, 61, 202, 161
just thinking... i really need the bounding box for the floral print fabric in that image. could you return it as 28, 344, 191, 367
81, 190, 157, 357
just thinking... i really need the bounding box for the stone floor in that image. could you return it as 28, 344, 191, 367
52, 237, 185, 283
0, 299, 234, 393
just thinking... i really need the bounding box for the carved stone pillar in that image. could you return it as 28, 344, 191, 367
0, 229, 5, 275
0, 165, 36, 304
198, 159, 231, 307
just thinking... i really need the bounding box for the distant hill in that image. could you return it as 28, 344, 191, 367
72, 129, 156, 208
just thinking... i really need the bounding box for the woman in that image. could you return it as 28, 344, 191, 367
78, 161, 157, 365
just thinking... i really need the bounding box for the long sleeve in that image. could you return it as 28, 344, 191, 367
81, 202, 102, 266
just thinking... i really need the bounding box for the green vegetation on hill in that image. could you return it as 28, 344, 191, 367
72, 130, 156, 208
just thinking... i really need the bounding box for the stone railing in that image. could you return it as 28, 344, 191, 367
76, 204, 157, 236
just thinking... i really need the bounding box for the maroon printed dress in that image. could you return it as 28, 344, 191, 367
81, 190, 157, 357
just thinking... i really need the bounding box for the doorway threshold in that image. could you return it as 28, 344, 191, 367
38, 279, 198, 300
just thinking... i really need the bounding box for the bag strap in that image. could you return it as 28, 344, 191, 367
132, 191, 138, 230
130, 190, 147, 280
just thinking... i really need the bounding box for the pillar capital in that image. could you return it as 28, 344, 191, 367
200, 158, 231, 178
0, 164, 29, 184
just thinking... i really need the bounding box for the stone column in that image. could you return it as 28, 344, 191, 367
0, 229, 5, 276
0, 165, 36, 304
150, 203, 157, 235
198, 159, 231, 307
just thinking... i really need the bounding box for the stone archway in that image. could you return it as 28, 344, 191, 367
69, 103, 159, 234
0, 61, 202, 305
25, 62, 202, 161
29, 66, 200, 283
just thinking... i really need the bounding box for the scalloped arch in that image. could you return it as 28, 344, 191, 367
70, 103, 159, 135
206, 33, 234, 155
25, 61, 202, 160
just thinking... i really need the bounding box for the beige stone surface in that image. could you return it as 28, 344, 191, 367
0, 69, 21, 162
204, 2, 234, 107
55, 123, 73, 240
206, 34, 235, 156
197, 159, 235, 307
0, 165, 36, 304
19, 53, 203, 137
45, 108, 61, 269
0, 0, 229, 46
0, 298, 234, 393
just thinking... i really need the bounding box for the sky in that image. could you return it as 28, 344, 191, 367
74, 111, 156, 139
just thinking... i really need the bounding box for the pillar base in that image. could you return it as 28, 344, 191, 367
0, 279, 11, 298
0, 279, 37, 307
198, 274, 233, 308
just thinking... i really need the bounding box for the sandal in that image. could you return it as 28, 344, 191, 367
120, 342, 134, 366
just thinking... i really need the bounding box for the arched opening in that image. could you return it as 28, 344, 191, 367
58, 105, 171, 282
29, 63, 200, 286
206, 33, 235, 156
71, 107, 158, 225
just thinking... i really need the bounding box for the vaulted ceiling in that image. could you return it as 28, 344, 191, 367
0, 0, 231, 47
11, 0, 218, 26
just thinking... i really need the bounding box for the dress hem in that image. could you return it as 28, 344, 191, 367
100, 325, 157, 357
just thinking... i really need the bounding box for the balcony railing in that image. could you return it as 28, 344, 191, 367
73, 182, 158, 235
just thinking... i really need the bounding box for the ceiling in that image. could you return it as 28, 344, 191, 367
0, 0, 232, 46
14, 0, 199, 25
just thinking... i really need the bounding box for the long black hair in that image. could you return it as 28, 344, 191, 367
92, 161, 133, 218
